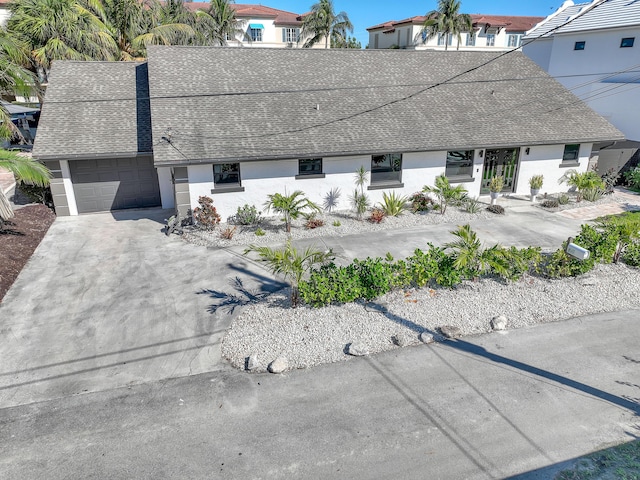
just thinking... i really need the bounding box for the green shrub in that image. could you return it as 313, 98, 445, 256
541, 199, 559, 209
529, 175, 544, 190
463, 197, 481, 213
378, 191, 408, 216
423, 175, 467, 215
624, 167, 640, 189
350, 190, 370, 220
230, 204, 261, 225
558, 194, 570, 205
264, 191, 320, 233
332, 220, 341, 227
485, 246, 542, 281
489, 175, 504, 193
623, 242, 640, 267
409, 192, 433, 212
582, 187, 604, 202
255, 227, 266, 236
544, 248, 594, 278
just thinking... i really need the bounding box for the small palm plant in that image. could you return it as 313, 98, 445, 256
445, 224, 508, 278
244, 239, 334, 307
423, 174, 467, 215
264, 190, 320, 233
350, 166, 371, 220
559, 169, 606, 202
377, 191, 408, 217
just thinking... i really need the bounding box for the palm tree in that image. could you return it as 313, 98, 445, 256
301, 0, 353, 49
8, 0, 117, 79
195, 0, 249, 46
0, 27, 39, 139
419, 0, 473, 51
0, 150, 51, 224
264, 190, 320, 233
423, 174, 467, 215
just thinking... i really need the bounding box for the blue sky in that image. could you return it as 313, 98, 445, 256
264, 1, 563, 47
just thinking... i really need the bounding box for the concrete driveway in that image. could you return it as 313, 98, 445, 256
0, 209, 283, 409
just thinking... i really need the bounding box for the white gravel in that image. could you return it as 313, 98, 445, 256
182, 206, 493, 248
221, 263, 640, 372
532, 191, 627, 212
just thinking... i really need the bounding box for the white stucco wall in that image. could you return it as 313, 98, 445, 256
59, 160, 79, 216
528, 27, 640, 141
183, 146, 584, 220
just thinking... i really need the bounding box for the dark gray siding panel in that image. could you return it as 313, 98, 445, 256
70, 157, 160, 214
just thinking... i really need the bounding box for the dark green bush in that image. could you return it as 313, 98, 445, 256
623, 242, 640, 267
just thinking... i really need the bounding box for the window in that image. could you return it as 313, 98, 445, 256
213, 163, 241, 187
297, 158, 323, 177
370, 153, 402, 186
562, 144, 580, 165
507, 34, 521, 47
445, 150, 474, 179
486, 34, 495, 46
437, 33, 452, 46
621, 37, 635, 48
466, 32, 475, 46
283, 28, 300, 43
250, 28, 263, 42
574, 41, 585, 50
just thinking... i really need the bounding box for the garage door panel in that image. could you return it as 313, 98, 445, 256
70, 158, 161, 214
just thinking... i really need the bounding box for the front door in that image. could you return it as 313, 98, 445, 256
481, 148, 520, 193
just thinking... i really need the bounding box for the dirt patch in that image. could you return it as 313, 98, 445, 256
0, 205, 55, 302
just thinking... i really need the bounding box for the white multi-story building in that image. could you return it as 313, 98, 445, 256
185, 3, 326, 48
367, 14, 543, 51
523, 0, 640, 174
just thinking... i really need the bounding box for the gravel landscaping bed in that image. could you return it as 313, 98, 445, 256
183, 207, 494, 248
221, 263, 640, 373
532, 191, 631, 212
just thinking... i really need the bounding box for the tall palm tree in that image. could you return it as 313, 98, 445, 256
419, 0, 473, 51
0, 150, 50, 223
301, 0, 353, 49
8, 0, 117, 79
195, 0, 249, 46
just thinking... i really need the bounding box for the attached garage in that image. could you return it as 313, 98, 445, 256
70, 157, 161, 214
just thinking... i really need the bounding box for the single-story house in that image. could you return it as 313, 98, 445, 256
33, 46, 624, 219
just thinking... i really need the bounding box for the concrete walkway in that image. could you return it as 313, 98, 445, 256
0, 167, 15, 195
557, 188, 640, 221
1, 310, 638, 479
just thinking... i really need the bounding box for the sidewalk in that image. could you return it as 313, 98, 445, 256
0, 167, 15, 195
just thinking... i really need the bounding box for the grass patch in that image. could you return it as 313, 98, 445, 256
555, 439, 640, 479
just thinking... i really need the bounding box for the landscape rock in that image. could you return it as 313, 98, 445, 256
439, 325, 462, 339
246, 354, 259, 372
364, 302, 388, 313
491, 315, 508, 331
346, 342, 368, 356
267, 356, 288, 374
392, 333, 413, 347
419, 332, 435, 344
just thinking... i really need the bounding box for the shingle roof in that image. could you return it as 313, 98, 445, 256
525, 2, 591, 39
33, 61, 152, 160
146, 46, 623, 166
367, 14, 544, 32
184, 3, 303, 25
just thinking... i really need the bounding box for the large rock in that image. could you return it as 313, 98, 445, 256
346, 342, 368, 356
439, 325, 462, 339
268, 356, 288, 374
491, 315, 508, 331
392, 333, 413, 347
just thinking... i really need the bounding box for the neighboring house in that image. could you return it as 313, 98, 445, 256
184, 3, 324, 48
0, 101, 39, 150
523, 0, 640, 175
33, 47, 623, 218
367, 14, 543, 51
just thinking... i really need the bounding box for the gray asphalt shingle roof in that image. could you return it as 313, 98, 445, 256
146, 46, 623, 165
33, 61, 152, 160
557, 0, 640, 33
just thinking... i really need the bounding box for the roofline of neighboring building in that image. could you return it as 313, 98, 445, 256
367, 13, 545, 32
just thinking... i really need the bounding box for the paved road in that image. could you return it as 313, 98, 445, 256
1, 311, 638, 479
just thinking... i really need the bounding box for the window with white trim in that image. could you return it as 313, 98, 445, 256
507, 34, 521, 47
283, 27, 300, 43
437, 33, 452, 46
466, 32, 475, 46
486, 34, 495, 46
250, 28, 263, 42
